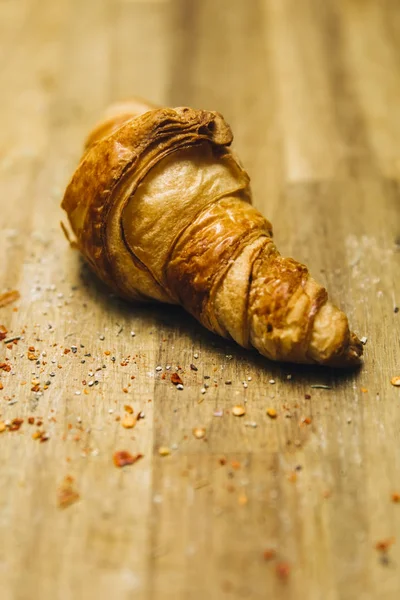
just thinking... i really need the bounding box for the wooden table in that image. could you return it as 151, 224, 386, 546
1, 1, 399, 598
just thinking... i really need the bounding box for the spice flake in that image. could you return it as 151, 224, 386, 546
113, 450, 143, 468
0, 290, 20, 308
57, 476, 80, 509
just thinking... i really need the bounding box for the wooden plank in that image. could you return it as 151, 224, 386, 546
0, 0, 399, 599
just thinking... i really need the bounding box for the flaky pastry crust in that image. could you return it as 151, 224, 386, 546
62, 99, 363, 367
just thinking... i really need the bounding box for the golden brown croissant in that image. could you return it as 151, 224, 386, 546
61, 99, 363, 367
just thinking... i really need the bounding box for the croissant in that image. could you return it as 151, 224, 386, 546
61, 99, 363, 367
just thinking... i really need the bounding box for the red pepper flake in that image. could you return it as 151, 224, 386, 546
263, 549, 277, 561
171, 373, 183, 386
113, 450, 143, 468
28, 417, 35, 425
0, 290, 20, 308
0, 325, 7, 341
31, 384, 40, 392
0, 362, 11, 372
122, 387, 128, 393
0, 382, 3, 391
275, 561, 290, 580
9, 418, 23, 431
391, 493, 400, 503
301, 417, 312, 425
231, 460, 241, 470
304, 394, 311, 400
161, 373, 166, 380
57, 475, 80, 508
375, 538, 395, 552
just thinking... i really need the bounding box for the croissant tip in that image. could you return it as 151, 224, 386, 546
322, 332, 364, 369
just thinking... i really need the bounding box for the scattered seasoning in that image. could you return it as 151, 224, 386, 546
176, 384, 184, 390
304, 394, 311, 400
0, 422, 6, 433
170, 373, 183, 386
3, 336, 21, 344
360, 336, 368, 345
0, 325, 7, 341
301, 417, 312, 425
113, 450, 143, 467
238, 494, 248, 506
232, 405, 246, 417
155, 365, 162, 372
130, 331, 136, 337
375, 538, 395, 552
244, 421, 258, 428
391, 493, 400, 503
0, 362, 11, 372
193, 353, 199, 359
0, 290, 20, 308
266, 408, 278, 419
190, 363, 198, 371
32, 430, 49, 442
390, 376, 400, 387
263, 549, 277, 561
200, 387, 206, 394
275, 562, 291, 581
124, 404, 133, 414
192, 427, 206, 439
395, 307, 399, 314
57, 475, 80, 509
310, 384, 332, 389
0, 382, 3, 391
269, 379, 275, 385
121, 415, 137, 429
158, 446, 171, 457
213, 410, 223, 417
9, 418, 23, 431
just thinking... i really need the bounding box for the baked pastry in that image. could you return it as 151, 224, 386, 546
62, 99, 363, 367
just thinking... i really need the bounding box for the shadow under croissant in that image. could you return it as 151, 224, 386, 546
77, 256, 361, 388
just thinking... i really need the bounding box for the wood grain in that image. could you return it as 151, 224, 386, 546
0, 1, 399, 598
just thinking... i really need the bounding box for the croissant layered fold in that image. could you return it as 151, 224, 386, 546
62, 100, 363, 367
